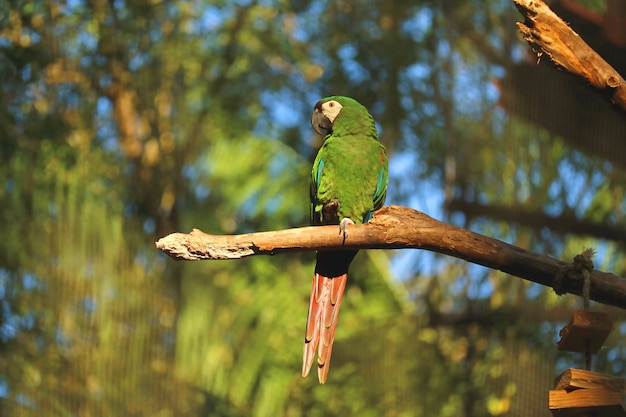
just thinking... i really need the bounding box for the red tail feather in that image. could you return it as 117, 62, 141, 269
302, 272, 348, 384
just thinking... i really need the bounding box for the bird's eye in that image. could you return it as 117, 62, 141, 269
319, 100, 343, 123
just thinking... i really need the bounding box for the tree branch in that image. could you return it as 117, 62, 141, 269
513, 0, 626, 113
156, 206, 626, 310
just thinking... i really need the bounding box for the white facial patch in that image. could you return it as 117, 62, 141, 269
321, 100, 343, 123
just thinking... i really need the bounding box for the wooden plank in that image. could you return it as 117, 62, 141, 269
549, 389, 626, 416
557, 311, 613, 353
554, 369, 625, 392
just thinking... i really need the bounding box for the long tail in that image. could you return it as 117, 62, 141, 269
302, 250, 357, 383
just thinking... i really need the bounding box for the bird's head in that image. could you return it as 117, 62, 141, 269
311, 96, 374, 137
311, 98, 343, 137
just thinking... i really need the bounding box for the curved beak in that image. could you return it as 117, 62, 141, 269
311, 108, 333, 136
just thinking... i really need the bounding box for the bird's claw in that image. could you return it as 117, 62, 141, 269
339, 218, 355, 242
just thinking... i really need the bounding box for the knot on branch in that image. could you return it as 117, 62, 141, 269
553, 248, 595, 299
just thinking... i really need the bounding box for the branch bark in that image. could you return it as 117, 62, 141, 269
513, 0, 626, 113
156, 205, 626, 310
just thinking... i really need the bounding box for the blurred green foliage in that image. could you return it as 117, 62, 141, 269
1, 1, 625, 416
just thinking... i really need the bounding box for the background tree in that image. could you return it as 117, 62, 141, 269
0, 1, 624, 416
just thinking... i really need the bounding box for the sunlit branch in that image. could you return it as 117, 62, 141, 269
513, 0, 626, 113
156, 205, 626, 310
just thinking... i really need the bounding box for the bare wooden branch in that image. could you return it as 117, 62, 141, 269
513, 0, 626, 113
156, 205, 626, 310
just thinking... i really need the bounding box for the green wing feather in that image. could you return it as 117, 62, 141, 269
366, 159, 388, 222
309, 97, 388, 225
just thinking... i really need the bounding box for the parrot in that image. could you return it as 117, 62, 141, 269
302, 96, 388, 384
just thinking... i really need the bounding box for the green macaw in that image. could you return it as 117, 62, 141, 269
302, 96, 388, 384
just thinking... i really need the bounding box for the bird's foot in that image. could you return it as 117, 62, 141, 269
339, 217, 355, 242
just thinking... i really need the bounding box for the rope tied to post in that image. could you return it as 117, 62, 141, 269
553, 248, 595, 302
553, 248, 596, 370
575, 248, 595, 310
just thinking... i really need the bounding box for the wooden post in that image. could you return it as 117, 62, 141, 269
556, 311, 613, 353
550, 311, 625, 416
